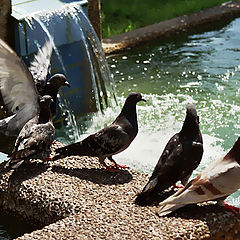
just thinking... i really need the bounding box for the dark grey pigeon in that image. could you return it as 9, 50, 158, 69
54, 92, 146, 171
5, 95, 55, 169
39, 73, 70, 118
0, 39, 69, 136
135, 104, 203, 206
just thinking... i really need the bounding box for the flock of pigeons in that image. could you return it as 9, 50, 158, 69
0, 38, 239, 217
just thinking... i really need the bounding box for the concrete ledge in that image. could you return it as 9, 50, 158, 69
0, 142, 240, 239
102, 1, 240, 54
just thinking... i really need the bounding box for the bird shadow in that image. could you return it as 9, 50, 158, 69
51, 165, 133, 185
0, 160, 49, 188
166, 203, 230, 220
135, 189, 177, 207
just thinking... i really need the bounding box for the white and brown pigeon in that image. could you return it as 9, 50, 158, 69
156, 136, 240, 216
53, 92, 146, 171
0, 38, 70, 136
5, 95, 55, 169
135, 104, 203, 206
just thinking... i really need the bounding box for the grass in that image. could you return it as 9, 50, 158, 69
101, 0, 234, 38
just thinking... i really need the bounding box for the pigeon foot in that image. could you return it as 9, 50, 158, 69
105, 166, 121, 172
107, 156, 129, 169
44, 156, 53, 162
115, 164, 129, 169
173, 183, 183, 189
223, 201, 240, 214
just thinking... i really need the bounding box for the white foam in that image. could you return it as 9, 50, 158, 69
114, 130, 225, 176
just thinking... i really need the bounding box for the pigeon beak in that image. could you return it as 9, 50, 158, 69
141, 98, 147, 102
64, 81, 70, 88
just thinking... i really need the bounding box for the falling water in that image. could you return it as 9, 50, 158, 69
24, 15, 82, 142
17, 2, 117, 142
64, 4, 117, 111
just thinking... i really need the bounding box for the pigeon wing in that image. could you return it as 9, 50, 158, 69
142, 134, 181, 192
142, 135, 203, 194
10, 120, 54, 160
29, 39, 53, 92
0, 39, 39, 135
86, 124, 130, 156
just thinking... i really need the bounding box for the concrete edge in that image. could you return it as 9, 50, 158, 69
102, 1, 240, 54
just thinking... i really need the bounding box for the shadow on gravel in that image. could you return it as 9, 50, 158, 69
0, 160, 49, 187
52, 165, 133, 185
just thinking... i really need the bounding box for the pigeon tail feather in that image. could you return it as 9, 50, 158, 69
135, 178, 158, 205
135, 190, 156, 206
55, 141, 88, 158
4, 159, 24, 169
156, 203, 186, 217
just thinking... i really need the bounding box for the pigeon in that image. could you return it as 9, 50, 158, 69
156, 136, 240, 216
0, 38, 70, 136
53, 92, 146, 170
39, 73, 70, 118
5, 95, 55, 169
135, 104, 203, 206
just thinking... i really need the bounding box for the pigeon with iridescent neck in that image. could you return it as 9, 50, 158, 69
53, 92, 146, 171
135, 104, 203, 206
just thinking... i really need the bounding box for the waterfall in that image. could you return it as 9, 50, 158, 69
14, 2, 117, 142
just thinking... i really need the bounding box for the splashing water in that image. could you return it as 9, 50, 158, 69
17, 2, 117, 142
72, 18, 240, 206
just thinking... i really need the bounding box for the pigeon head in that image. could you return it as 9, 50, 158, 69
39, 95, 54, 109
38, 95, 54, 123
181, 103, 200, 135
186, 103, 199, 122
35, 80, 45, 93
125, 92, 147, 104
119, 92, 146, 119
47, 73, 70, 89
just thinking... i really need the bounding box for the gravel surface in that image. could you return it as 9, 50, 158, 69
0, 142, 239, 239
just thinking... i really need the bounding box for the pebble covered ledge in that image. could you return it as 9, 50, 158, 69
0, 142, 239, 239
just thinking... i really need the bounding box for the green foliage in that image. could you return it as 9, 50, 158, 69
101, 0, 232, 38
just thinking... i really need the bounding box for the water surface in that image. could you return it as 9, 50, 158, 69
77, 17, 240, 205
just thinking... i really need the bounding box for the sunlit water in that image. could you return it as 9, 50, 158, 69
66, 18, 240, 206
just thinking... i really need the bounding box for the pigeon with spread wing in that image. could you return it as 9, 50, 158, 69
0, 39, 69, 136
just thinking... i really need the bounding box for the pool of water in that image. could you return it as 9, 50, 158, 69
73, 17, 240, 206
